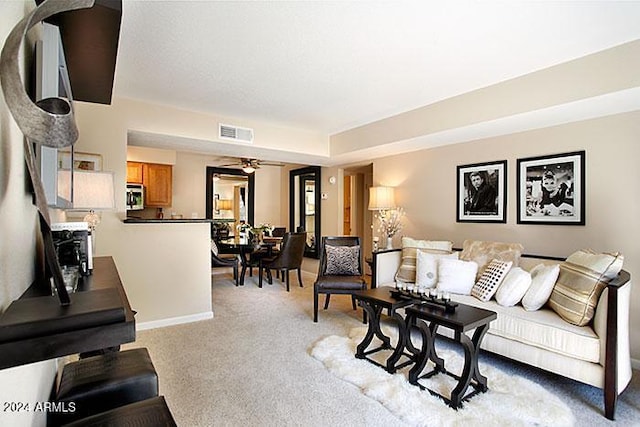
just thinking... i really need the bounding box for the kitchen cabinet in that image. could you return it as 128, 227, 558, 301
143, 163, 173, 207
126, 161, 173, 207
126, 161, 144, 184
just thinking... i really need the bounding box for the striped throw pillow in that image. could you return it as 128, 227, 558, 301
548, 250, 623, 326
395, 237, 453, 284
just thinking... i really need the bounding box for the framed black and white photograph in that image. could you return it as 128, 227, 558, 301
517, 151, 585, 225
457, 160, 507, 223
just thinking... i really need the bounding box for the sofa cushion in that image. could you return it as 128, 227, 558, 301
522, 264, 560, 311
436, 258, 478, 295
452, 295, 600, 363
471, 259, 512, 302
395, 237, 453, 284
495, 267, 531, 307
548, 250, 624, 326
324, 245, 360, 276
415, 250, 459, 289
460, 239, 524, 280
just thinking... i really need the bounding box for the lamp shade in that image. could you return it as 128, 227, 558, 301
58, 170, 115, 210
217, 199, 233, 211
368, 186, 395, 210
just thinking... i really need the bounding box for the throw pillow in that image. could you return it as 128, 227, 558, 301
460, 239, 524, 280
324, 245, 360, 276
415, 250, 459, 289
548, 250, 624, 326
495, 267, 532, 307
471, 259, 512, 302
395, 237, 453, 284
522, 263, 560, 311
211, 240, 219, 256
436, 258, 478, 295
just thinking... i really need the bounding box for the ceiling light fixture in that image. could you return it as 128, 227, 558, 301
242, 161, 256, 174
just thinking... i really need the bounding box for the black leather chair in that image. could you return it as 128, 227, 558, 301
211, 240, 238, 285
258, 232, 306, 291
313, 236, 366, 322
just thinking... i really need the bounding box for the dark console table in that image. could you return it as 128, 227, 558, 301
0, 256, 136, 370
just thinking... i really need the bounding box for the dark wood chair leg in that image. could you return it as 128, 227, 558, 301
314, 289, 319, 322
286, 271, 290, 292
297, 268, 303, 287
258, 265, 263, 288
233, 262, 238, 286
324, 294, 331, 309
351, 295, 357, 310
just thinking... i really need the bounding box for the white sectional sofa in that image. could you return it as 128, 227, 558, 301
371, 248, 632, 420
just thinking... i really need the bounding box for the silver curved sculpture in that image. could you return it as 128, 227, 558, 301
0, 0, 95, 305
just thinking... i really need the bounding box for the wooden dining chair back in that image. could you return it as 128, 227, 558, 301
258, 232, 306, 291
313, 236, 366, 322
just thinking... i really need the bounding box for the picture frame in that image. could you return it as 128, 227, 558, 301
456, 160, 507, 223
58, 151, 103, 171
516, 150, 585, 225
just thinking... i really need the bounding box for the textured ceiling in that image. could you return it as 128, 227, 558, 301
114, 1, 640, 135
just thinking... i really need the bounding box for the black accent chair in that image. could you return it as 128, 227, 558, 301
258, 232, 306, 291
313, 236, 366, 322
211, 240, 238, 285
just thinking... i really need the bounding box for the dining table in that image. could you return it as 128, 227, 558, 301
217, 236, 282, 286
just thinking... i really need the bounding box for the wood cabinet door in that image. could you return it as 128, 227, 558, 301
143, 163, 173, 207
126, 162, 144, 184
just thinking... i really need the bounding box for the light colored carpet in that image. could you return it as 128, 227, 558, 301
311, 327, 574, 426
124, 270, 640, 426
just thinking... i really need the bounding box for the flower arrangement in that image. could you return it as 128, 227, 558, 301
236, 221, 253, 234
253, 223, 275, 236
376, 207, 404, 238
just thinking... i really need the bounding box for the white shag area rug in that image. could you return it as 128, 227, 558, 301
310, 327, 575, 427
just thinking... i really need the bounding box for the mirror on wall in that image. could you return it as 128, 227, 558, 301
290, 166, 321, 258
206, 167, 254, 237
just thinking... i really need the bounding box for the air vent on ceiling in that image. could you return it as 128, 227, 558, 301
218, 123, 254, 143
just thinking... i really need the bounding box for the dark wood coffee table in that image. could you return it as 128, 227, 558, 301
405, 302, 496, 409
353, 287, 420, 372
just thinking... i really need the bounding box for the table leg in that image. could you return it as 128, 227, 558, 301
386, 311, 412, 373
238, 247, 251, 286
355, 301, 390, 359
408, 318, 445, 385
449, 323, 490, 408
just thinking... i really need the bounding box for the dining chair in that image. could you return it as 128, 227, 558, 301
211, 240, 239, 285
258, 232, 306, 291
313, 236, 366, 322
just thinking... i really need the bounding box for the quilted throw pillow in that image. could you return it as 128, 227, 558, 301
460, 239, 523, 280
211, 240, 219, 256
395, 237, 453, 284
471, 259, 513, 302
324, 245, 360, 276
548, 250, 624, 326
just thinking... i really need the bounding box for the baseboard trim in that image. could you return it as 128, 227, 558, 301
632, 358, 640, 371
136, 311, 214, 331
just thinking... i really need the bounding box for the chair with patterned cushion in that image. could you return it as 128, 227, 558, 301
313, 236, 366, 322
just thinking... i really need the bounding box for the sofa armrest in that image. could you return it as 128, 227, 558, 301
593, 269, 632, 419
371, 249, 402, 288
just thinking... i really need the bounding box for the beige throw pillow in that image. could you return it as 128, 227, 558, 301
471, 259, 512, 302
460, 239, 524, 280
415, 250, 459, 289
495, 267, 532, 307
395, 237, 453, 284
548, 250, 624, 326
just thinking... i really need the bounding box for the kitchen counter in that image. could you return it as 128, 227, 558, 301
123, 218, 214, 224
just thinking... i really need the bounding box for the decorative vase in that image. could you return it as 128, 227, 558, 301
386, 236, 393, 249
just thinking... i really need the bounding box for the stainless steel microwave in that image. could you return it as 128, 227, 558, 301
126, 183, 144, 210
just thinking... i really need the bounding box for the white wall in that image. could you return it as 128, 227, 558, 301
0, 3, 57, 426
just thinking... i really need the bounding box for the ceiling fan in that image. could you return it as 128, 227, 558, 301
218, 158, 284, 174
